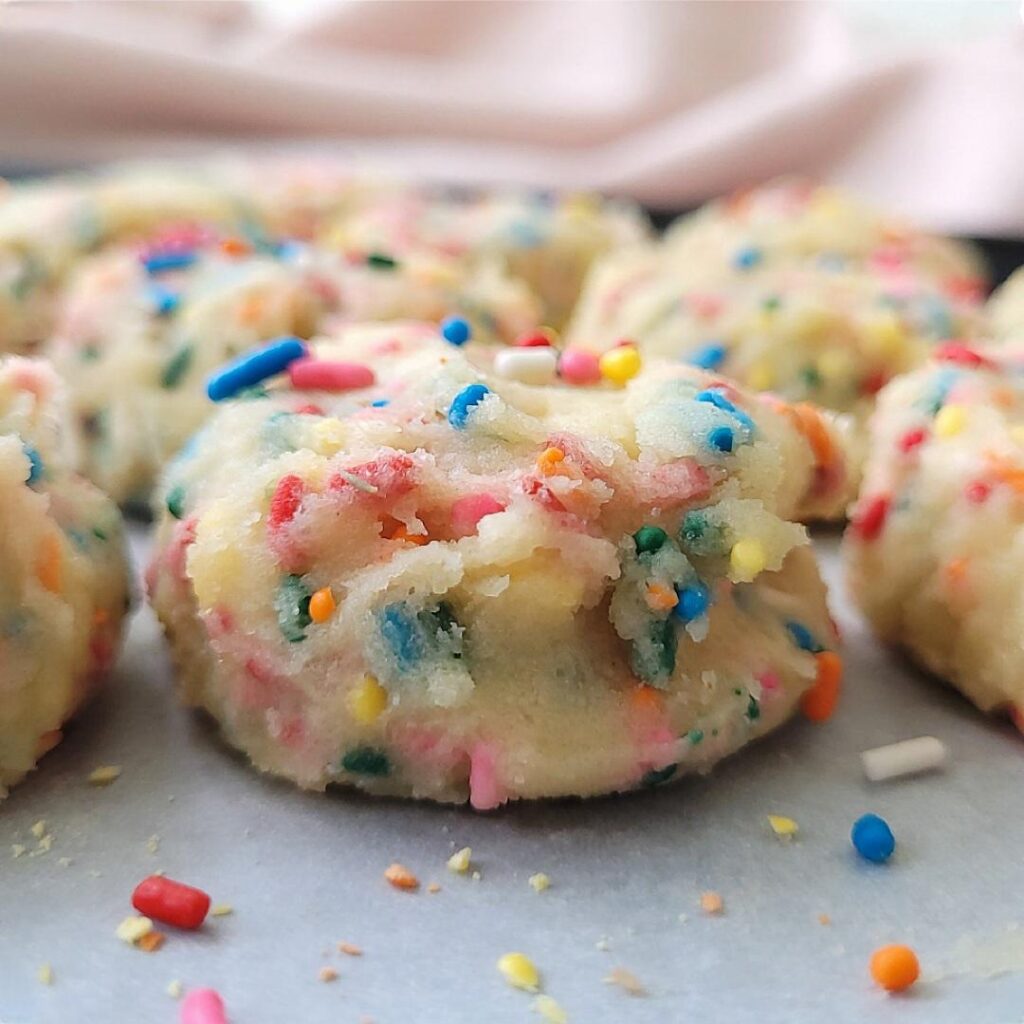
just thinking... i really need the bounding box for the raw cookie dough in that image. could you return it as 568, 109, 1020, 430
0, 358, 130, 797
987, 266, 1024, 340
845, 340, 1024, 724
47, 229, 539, 504
147, 323, 842, 806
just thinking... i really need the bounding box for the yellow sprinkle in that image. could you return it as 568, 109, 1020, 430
210, 903, 234, 917
309, 587, 336, 624
447, 847, 472, 874
350, 675, 389, 724
536, 446, 565, 475
934, 404, 967, 438
167, 980, 183, 999
37, 963, 54, 986
768, 814, 799, 837
497, 952, 541, 992
309, 417, 346, 456
729, 538, 767, 582
598, 345, 641, 386
745, 361, 775, 391
88, 765, 122, 787
532, 994, 568, 1023
528, 873, 551, 893
116, 916, 154, 945
862, 313, 906, 360
816, 349, 853, 383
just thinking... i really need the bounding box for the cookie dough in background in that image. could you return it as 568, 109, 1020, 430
148, 322, 841, 806
987, 267, 1024, 340
0, 357, 130, 798
845, 340, 1024, 726
46, 227, 540, 506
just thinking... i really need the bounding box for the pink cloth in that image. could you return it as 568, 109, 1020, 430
2, 1, 1024, 234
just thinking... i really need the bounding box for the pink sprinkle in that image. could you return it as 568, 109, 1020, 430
450, 493, 506, 537
558, 347, 602, 386
288, 358, 375, 392
687, 293, 723, 319
756, 670, 781, 693
468, 742, 506, 811
181, 988, 227, 1024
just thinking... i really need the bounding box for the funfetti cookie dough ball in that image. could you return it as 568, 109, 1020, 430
844, 340, 1024, 725
566, 248, 984, 419
46, 228, 540, 506
0, 358, 130, 797
663, 178, 987, 291
147, 324, 841, 806
324, 188, 651, 329
987, 267, 1024, 340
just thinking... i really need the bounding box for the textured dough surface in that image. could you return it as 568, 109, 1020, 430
0, 358, 130, 797
845, 341, 1024, 722
148, 322, 841, 807
988, 267, 1024, 341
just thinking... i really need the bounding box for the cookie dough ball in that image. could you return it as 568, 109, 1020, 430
147, 323, 841, 805
324, 189, 651, 329
845, 340, 1024, 723
987, 267, 1024, 340
0, 358, 130, 797
47, 230, 539, 505
663, 178, 987, 290
567, 248, 984, 418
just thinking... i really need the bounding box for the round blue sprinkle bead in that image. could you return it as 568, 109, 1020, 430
851, 813, 896, 864
688, 343, 726, 371
708, 425, 734, 452
675, 582, 710, 623
441, 316, 472, 347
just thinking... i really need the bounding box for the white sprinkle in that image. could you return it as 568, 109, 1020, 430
861, 736, 947, 782
494, 347, 559, 385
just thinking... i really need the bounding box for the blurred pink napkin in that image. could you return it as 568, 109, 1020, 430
1, 0, 1023, 234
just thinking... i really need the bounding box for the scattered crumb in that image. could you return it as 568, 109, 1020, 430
528, 873, 551, 893
497, 952, 541, 992
30, 820, 46, 840
87, 765, 122, 787
384, 863, 419, 891
32, 832, 54, 856
767, 814, 799, 838
57, 857, 72, 868
427, 882, 441, 894
37, 963, 54, 986
446, 846, 472, 874
471, 870, 482, 881
677, 913, 689, 924
210, 903, 233, 917
318, 966, 339, 983
604, 967, 647, 996
532, 993, 568, 1023
146, 835, 161, 855
138, 931, 166, 953
116, 916, 154, 945
700, 891, 724, 916
818, 913, 832, 926
11, 844, 25, 859
338, 942, 363, 957
167, 980, 183, 999
595, 937, 611, 952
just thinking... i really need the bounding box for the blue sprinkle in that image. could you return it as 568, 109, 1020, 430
148, 284, 181, 317
708, 425, 734, 453
688, 343, 726, 371
206, 336, 307, 402
448, 384, 491, 429
142, 251, 196, 275
695, 388, 737, 413
733, 246, 762, 270
23, 444, 43, 486
370, 399, 390, 408
785, 620, 822, 653
273, 239, 306, 262
674, 582, 710, 623
851, 813, 896, 864
441, 316, 472, 347
379, 603, 426, 670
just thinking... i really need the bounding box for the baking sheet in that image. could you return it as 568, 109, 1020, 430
3, 527, 1024, 1024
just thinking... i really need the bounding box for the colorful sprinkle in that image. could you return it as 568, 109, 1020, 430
674, 582, 710, 623
707, 425, 734, 452
384, 862, 419, 891
341, 747, 390, 776
275, 574, 312, 643
441, 316, 472, 346
206, 336, 306, 402
598, 344, 641, 385
180, 987, 228, 1024
559, 347, 602, 385
497, 952, 540, 992
493, 347, 558, 385
733, 246, 762, 270
22, 444, 43, 486
132, 875, 211, 930
729, 538, 766, 582
851, 813, 895, 863
768, 815, 799, 837
143, 250, 195, 275
514, 330, 554, 348
851, 494, 890, 542
785, 621, 821, 652
870, 945, 919, 993
366, 252, 398, 270
861, 736, 947, 782
350, 675, 389, 724
934, 403, 967, 438
633, 525, 668, 555
288, 358, 375, 392
450, 493, 506, 537
801, 651, 842, 722
448, 383, 491, 428
166, 484, 186, 520
308, 587, 336, 623
161, 346, 194, 389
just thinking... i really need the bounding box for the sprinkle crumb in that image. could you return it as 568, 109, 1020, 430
318, 966, 339, 983
767, 814, 799, 838
87, 765, 122, 787
210, 903, 234, 917
167, 980, 183, 999
338, 942, 363, 957
384, 863, 419, 891
528, 873, 551, 893
427, 882, 441, 894
116, 916, 154, 945
37, 963, 54, 986
700, 891, 724, 915
677, 913, 689, 924
471, 870, 482, 881
446, 847, 472, 874
30, 820, 46, 840
595, 938, 611, 952
818, 913, 832, 926
138, 931, 165, 953
604, 966, 647, 996
146, 835, 161, 855
532, 993, 568, 1023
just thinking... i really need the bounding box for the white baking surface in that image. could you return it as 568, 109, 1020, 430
3, 528, 1024, 1024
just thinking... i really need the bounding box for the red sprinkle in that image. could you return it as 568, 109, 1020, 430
514, 331, 553, 348
288, 358, 375, 392
965, 480, 991, 504
852, 494, 890, 542
897, 427, 927, 453
268, 474, 305, 528
132, 875, 211, 930
933, 342, 994, 369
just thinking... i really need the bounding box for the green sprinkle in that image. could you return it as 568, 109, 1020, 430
641, 763, 678, 787
631, 616, 677, 683
633, 525, 668, 556
275, 574, 312, 643
679, 510, 725, 556
92, 527, 108, 541
81, 345, 100, 363
800, 365, 822, 392
687, 728, 704, 745
166, 484, 186, 520
161, 345, 194, 389
366, 252, 398, 270
762, 295, 782, 312
341, 746, 391, 776
746, 695, 761, 721
237, 384, 270, 401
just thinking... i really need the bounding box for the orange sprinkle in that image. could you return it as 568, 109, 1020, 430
943, 557, 968, 588
427, 882, 442, 894
92, 608, 110, 626
219, 237, 250, 257
818, 913, 832, 926
384, 863, 419, 891
309, 587, 336, 623
318, 966, 339, 983
36, 533, 62, 594
644, 583, 678, 612
789, 402, 835, 467
137, 930, 165, 953
391, 524, 428, 546
536, 446, 566, 476
870, 944, 920, 992
628, 684, 664, 715
801, 650, 842, 722
700, 891, 724, 915
338, 942, 363, 957
237, 293, 266, 326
